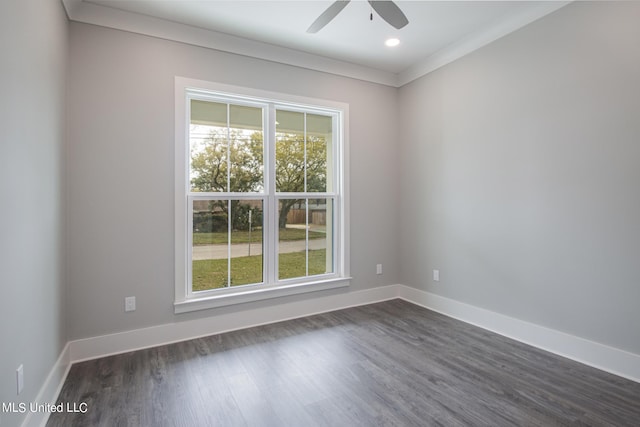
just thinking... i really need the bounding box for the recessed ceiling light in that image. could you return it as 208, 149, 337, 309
385, 38, 400, 47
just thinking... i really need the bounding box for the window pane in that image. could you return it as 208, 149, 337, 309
229, 105, 264, 192
278, 198, 333, 280
182, 89, 343, 300
276, 110, 305, 193
308, 198, 333, 276
191, 99, 227, 127
306, 114, 332, 193
192, 199, 229, 291
190, 101, 264, 193
230, 200, 263, 286
190, 101, 228, 193
278, 198, 307, 280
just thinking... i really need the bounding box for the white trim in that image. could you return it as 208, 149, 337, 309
266, 103, 277, 284
397, 1, 571, 86
21, 344, 71, 427
62, 0, 570, 88
178, 78, 350, 113
62, 0, 398, 87
174, 80, 189, 304
175, 277, 351, 314
396, 285, 640, 383
175, 77, 349, 312
69, 285, 398, 363
67, 284, 640, 383
40, 284, 639, 418
73, 284, 640, 381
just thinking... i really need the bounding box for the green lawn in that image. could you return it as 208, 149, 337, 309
192, 250, 328, 291
193, 228, 324, 245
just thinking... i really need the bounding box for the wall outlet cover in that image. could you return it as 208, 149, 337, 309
17, 364, 24, 395
125, 296, 136, 312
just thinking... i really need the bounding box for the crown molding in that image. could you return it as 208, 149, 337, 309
62, 0, 570, 88
62, 0, 399, 87
397, 1, 571, 86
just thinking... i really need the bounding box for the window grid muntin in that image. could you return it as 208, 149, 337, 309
188, 96, 267, 195
274, 195, 337, 282
184, 89, 342, 297
187, 195, 268, 298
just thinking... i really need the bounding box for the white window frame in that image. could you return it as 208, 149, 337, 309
174, 77, 350, 313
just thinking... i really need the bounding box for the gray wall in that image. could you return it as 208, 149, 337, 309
5, 4, 638, 420
0, 0, 68, 426
66, 22, 400, 340
398, 1, 640, 354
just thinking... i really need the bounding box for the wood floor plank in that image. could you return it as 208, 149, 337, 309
47, 300, 640, 426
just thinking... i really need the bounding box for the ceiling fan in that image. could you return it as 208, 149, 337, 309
307, 0, 409, 33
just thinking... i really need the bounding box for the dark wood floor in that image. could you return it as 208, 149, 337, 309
48, 300, 640, 426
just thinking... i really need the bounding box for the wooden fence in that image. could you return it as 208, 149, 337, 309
287, 209, 326, 225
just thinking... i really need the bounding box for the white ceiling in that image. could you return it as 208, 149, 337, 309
62, 0, 569, 86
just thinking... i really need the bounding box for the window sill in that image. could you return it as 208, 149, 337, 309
174, 277, 351, 314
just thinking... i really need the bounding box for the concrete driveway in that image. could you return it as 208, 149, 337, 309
192, 238, 327, 260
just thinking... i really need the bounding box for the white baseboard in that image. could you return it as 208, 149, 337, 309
68, 285, 399, 363
21, 343, 71, 427
397, 284, 640, 383
23, 286, 396, 426
31, 282, 639, 426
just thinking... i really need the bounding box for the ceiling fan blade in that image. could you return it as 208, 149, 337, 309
307, 0, 351, 33
368, 0, 409, 29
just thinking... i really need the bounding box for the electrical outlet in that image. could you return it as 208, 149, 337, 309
125, 296, 136, 312
433, 269, 440, 281
376, 264, 382, 275
16, 364, 24, 395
